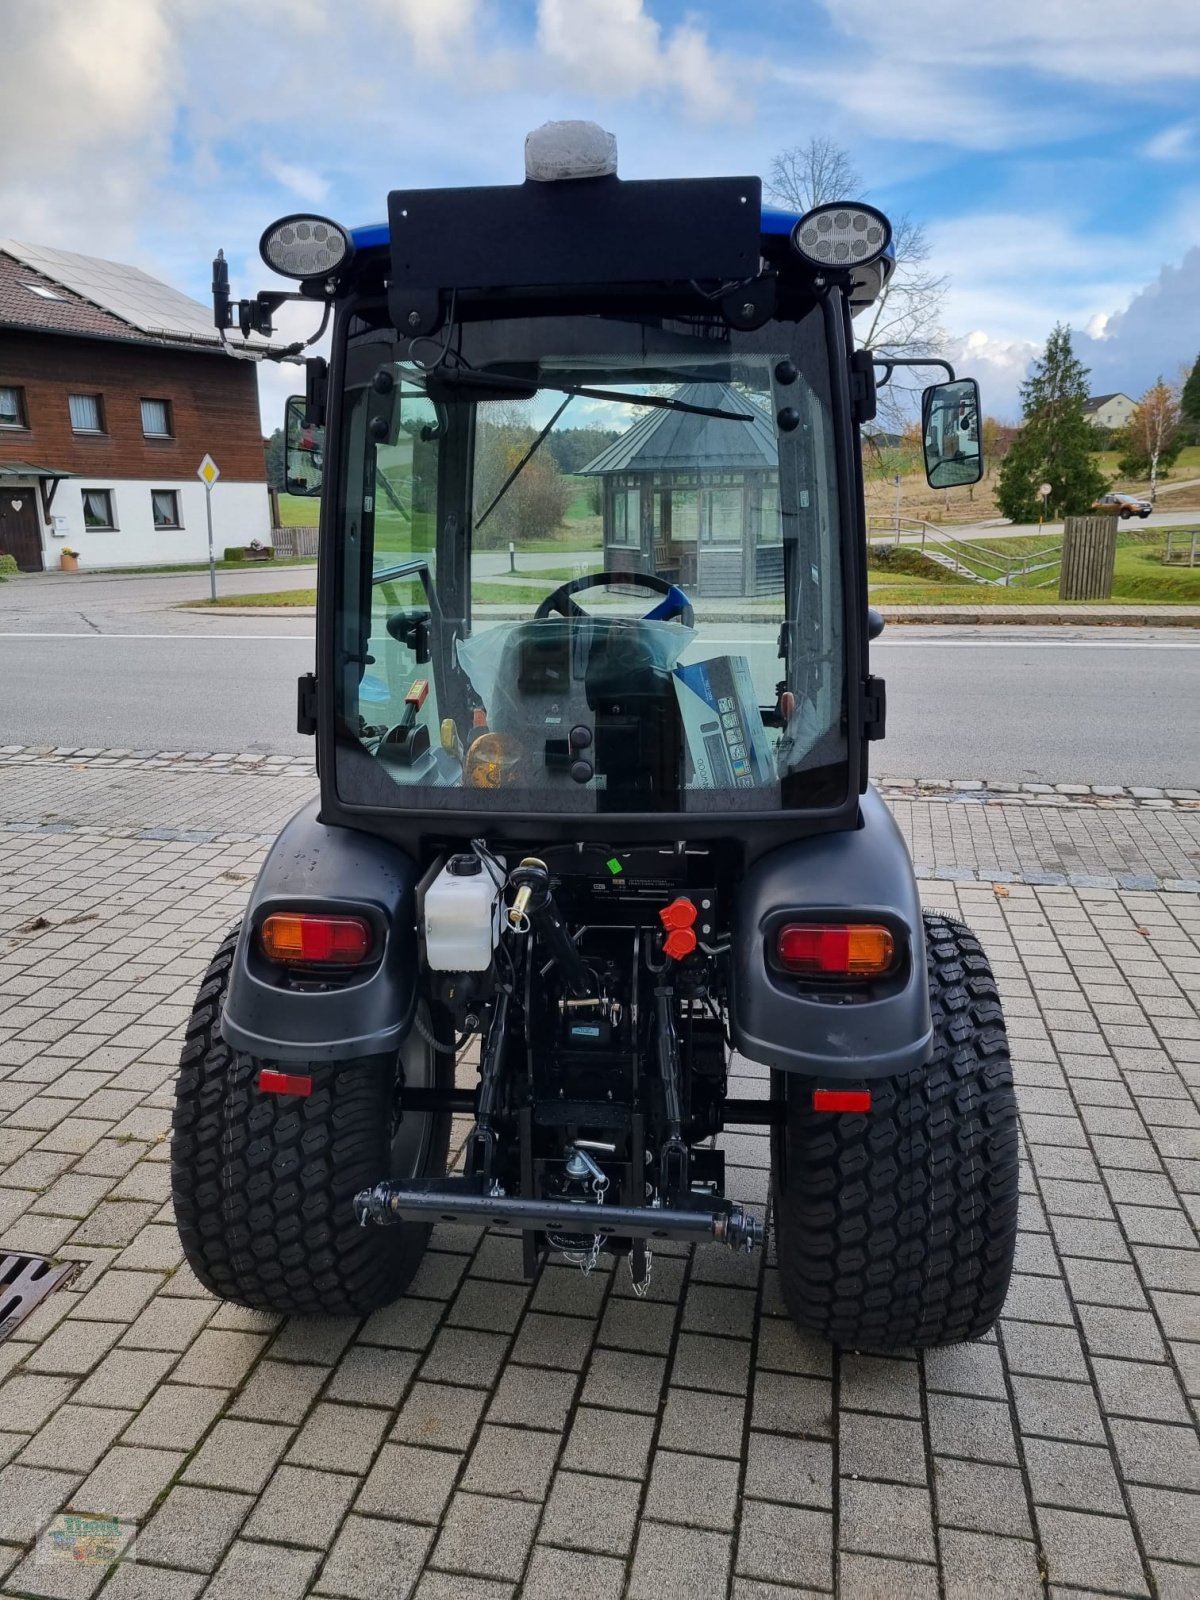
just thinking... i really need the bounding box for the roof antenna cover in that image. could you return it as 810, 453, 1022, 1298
525, 121, 618, 183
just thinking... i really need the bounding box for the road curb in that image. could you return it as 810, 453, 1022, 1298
174, 603, 1200, 626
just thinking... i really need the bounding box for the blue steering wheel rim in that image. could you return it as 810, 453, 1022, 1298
642, 584, 693, 625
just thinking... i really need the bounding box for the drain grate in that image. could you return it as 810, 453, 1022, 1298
0, 1253, 76, 1342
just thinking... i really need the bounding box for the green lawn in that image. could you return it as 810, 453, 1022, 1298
277, 493, 321, 527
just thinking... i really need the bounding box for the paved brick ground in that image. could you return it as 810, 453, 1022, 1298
1, 762, 1197, 1599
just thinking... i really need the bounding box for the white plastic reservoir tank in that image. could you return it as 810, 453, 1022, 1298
424, 853, 505, 971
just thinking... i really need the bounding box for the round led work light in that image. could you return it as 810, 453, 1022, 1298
792, 203, 891, 269
259, 215, 353, 280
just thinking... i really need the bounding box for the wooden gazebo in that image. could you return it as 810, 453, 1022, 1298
579, 382, 781, 598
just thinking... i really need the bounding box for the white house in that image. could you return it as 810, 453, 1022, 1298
0, 241, 272, 571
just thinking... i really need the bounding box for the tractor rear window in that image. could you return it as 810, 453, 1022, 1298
332, 307, 847, 815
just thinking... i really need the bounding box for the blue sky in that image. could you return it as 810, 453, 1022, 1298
2, 0, 1198, 427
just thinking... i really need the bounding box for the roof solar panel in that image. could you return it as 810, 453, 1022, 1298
0, 239, 220, 343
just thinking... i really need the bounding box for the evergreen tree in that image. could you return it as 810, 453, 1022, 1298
1181, 354, 1200, 444
263, 429, 285, 491
996, 324, 1107, 522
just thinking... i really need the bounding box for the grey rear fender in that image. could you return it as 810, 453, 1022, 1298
729, 786, 932, 1080
220, 799, 421, 1064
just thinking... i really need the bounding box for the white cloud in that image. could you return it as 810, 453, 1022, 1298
1143, 122, 1198, 162
263, 160, 331, 206
818, 0, 1200, 89
365, 0, 480, 67
536, 0, 741, 119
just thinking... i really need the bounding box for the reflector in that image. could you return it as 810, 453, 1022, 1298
260, 215, 352, 280
813, 1089, 872, 1113
260, 913, 372, 964
776, 923, 895, 978
792, 204, 891, 269
258, 1069, 314, 1098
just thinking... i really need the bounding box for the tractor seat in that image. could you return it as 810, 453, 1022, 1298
487, 616, 684, 798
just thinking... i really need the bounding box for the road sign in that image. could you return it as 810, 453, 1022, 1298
197, 456, 220, 600
1038, 482, 1052, 499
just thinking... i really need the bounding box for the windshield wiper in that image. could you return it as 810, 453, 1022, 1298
435, 365, 753, 423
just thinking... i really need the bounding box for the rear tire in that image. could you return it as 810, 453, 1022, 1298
1120, 508, 1132, 519
770, 911, 1018, 1349
171, 927, 451, 1317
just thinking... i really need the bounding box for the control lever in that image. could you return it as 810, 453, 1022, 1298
507, 857, 594, 999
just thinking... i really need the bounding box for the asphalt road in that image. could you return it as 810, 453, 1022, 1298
2, 613, 1197, 786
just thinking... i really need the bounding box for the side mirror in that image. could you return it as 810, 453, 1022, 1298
921, 378, 983, 489
285, 395, 324, 497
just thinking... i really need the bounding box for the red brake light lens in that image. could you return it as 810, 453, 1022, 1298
776, 923, 895, 978
260, 913, 373, 965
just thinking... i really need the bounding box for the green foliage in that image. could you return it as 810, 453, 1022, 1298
264, 428, 285, 491
996, 324, 1108, 522
867, 544, 954, 582
1116, 435, 1184, 479
1180, 354, 1200, 443
473, 417, 570, 549
0, 552, 17, 579
546, 426, 621, 476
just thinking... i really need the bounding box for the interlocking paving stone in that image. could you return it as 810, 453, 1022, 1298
136, 1485, 253, 1572
430, 1491, 539, 1579
316, 1514, 434, 1600
1038, 1507, 1150, 1596
631, 1520, 734, 1600
2, 772, 1199, 1598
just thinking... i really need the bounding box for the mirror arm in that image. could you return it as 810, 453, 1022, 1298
873, 356, 956, 387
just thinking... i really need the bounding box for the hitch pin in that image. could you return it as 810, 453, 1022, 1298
508, 884, 533, 932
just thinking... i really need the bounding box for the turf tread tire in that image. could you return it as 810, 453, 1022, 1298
771, 911, 1018, 1349
171, 925, 448, 1317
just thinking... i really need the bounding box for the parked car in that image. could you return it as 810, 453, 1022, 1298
1093, 491, 1151, 519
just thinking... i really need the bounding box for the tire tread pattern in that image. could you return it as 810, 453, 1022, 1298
772, 911, 1019, 1349
171, 926, 440, 1317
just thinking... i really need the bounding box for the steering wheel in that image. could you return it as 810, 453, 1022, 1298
534, 571, 694, 628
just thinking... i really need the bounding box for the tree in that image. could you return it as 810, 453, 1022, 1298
767, 138, 947, 433
1116, 378, 1183, 498
996, 324, 1107, 522
472, 409, 570, 549
264, 429, 285, 491
1180, 354, 1200, 445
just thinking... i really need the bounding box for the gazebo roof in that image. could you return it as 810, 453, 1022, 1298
579, 382, 778, 476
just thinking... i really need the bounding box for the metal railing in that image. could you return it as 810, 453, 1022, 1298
1164, 528, 1200, 567
867, 517, 1062, 587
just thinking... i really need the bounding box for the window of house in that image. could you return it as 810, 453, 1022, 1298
0, 386, 27, 428
81, 489, 116, 530
140, 398, 173, 438
151, 490, 182, 529
69, 394, 105, 433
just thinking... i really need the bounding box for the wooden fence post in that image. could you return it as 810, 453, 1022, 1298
1059, 514, 1118, 601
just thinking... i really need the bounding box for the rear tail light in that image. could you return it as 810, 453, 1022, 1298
776, 923, 895, 978
259, 913, 373, 965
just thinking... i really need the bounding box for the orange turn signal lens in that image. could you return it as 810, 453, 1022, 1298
776, 923, 895, 978
259, 913, 372, 965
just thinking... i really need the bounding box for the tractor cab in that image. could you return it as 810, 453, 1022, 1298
236, 122, 980, 846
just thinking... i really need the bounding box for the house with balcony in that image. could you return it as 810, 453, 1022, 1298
0, 240, 271, 571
